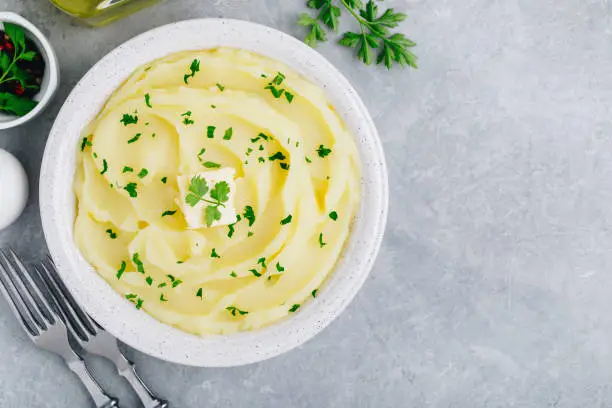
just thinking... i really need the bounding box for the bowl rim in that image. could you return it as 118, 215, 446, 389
40, 18, 388, 367
0, 12, 60, 130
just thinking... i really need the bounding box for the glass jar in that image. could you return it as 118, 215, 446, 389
49, 0, 160, 27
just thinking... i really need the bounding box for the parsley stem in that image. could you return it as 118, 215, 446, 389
339, 0, 383, 40
0, 49, 24, 84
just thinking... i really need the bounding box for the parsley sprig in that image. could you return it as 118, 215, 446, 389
298, 0, 417, 70
185, 176, 231, 227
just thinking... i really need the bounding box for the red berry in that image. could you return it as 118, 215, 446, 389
14, 83, 24, 96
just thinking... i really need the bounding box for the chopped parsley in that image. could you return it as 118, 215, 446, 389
228, 215, 241, 238
247, 231, 254, 237
124, 182, 138, 198
161, 210, 176, 217
167, 274, 183, 288
276, 262, 285, 272
122, 166, 133, 173
160, 294, 168, 302
243, 206, 256, 226
223, 127, 233, 140
251, 133, 271, 143
211, 248, 220, 258
259, 145, 264, 151
196, 288, 203, 299
329, 211, 338, 221
230, 271, 238, 278
161, 176, 167, 184
158, 282, 167, 288
280, 163, 290, 170
181, 111, 194, 125
132, 252, 145, 274
216, 83, 225, 91
226, 306, 248, 316
257, 257, 267, 268
100, 159, 108, 175
249, 269, 262, 277
317, 145, 332, 158
144, 93, 152, 108
116, 261, 126, 279
137, 168, 148, 179
269, 151, 286, 161
183, 59, 200, 84
285, 92, 294, 103
126, 293, 144, 309
312, 289, 318, 298
207, 126, 216, 138
105, 229, 117, 239
127, 133, 142, 144
318, 232, 327, 248
305, 156, 312, 163
93, 153, 98, 158
246, 147, 253, 156
280, 215, 293, 225
120, 113, 138, 126
289, 304, 300, 313
145, 276, 153, 286
258, 157, 266, 163
81, 136, 92, 151
203, 161, 221, 168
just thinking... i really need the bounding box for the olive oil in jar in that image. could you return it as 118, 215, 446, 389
49, 0, 160, 26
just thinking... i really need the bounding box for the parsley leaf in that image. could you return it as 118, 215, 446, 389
161, 176, 168, 184
228, 215, 241, 238
196, 288, 203, 298
181, 111, 194, 125
280, 163, 290, 170
243, 206, 256, 226
184, 58, 200, 84
137, 168, 148, 179
312, 289, 319, 298
100, 159, 108, 175
249, 269, 262, 277
319, 232, 327, 248
132, 252, 145, 274
207, 126, 216, 138
127, 133, 142, 144
105, 229, 117, 239
223, 127, 233, 140
226, 306, 248, 316
205, 205, 222, 227
280, 215, 293, 225
210, 181, 230, 203
160, 294, 168, 302
161, 210, 176, 217
230, 271, 238, 278
269, 151, 287, 161
81, 136, 93, 152
289, 304, 301, 313
122, 166, 133, 173
124, 182, 138, 198
145, 276, 153, 286
203, 161, 221, 168
145, 93, 152, 108
257, 257, 267, 268
329, 211, 338, 221
216, 83, 225, 91
276, 262, 285, 272
211, 248, 220, 258
120, 113, 138, 126
317, 145, 332, 157
116, 261, 127, 279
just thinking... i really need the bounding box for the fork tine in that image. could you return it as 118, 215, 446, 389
4, 248, 57, 325
0, 249, 48, 331
35, 261, 89, 343
0, 259, 38, 337
43, 257, 98, 335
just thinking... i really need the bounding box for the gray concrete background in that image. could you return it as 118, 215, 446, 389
2, 0, 612, 406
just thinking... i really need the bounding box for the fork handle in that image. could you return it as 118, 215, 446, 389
118, 360, 168, 408
68, 359, 120, 408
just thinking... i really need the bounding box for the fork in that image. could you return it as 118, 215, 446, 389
0, 248, 119, 408
35, 257, 169, 408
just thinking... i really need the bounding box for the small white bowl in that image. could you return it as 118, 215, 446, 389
0, 12, 59, 130
40, 19, 388, 367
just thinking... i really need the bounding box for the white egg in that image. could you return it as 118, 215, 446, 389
0, 148, 29, 231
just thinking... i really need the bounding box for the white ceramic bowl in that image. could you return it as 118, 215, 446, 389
40, 19, 388, 367
0, 12, 59, 130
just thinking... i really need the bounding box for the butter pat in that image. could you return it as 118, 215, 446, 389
177, 168, 238, 229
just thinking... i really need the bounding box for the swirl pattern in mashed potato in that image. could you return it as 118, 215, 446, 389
74, 48, 361, 335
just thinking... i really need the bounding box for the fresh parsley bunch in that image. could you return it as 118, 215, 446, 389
298, 0, 417, 70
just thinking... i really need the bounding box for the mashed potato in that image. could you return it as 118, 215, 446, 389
73, 48, 361, 335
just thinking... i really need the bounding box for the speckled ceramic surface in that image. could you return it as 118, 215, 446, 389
40, 19, 388, 367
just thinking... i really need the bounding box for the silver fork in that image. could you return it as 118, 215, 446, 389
35, 257, 169, 408
0, 248, 119, 408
